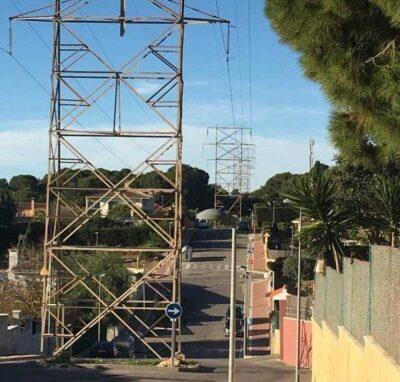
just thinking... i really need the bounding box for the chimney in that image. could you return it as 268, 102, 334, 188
8, 248, 19, 271
31, 197, 35, 217
12, 310, 22, 320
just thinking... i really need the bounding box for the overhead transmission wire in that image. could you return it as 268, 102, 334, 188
7, 0, 153, 166
234, 0, 245, 127
215, 0, 236, 128
4, 4, 135, 170
246, 0, 254, 192
247, 0, 254, 131
10, 0, 158, 139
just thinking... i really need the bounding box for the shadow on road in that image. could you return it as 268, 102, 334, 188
182, 338, 229, 359
190, 256, 226, 262
0, 363, 135, 382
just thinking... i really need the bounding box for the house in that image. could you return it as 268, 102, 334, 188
15, 198, 46, 219
85, 191, 156, 218
268, 287, 313, 368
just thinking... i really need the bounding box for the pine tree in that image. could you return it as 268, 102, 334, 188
266, 0, 400, 163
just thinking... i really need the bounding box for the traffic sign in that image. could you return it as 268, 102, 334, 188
165, 303, 183, 320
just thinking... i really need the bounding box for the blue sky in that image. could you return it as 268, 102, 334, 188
0, 0, 334, 189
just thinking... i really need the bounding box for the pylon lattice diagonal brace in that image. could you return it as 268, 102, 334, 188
11, 0, 228, 359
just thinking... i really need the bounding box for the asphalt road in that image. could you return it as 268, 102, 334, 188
0, 228, 310, 381
181, 228, 247, 360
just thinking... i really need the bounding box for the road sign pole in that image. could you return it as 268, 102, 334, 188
165, 302, 182, 366
228, 228, 237, 382
171, 318, 176, 367
243, 271, 248, 358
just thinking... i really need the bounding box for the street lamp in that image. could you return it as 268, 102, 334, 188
283, 199, 302, 382
249, 209, 255, 234
272, 199, 276, 224
98, 273, 106, 342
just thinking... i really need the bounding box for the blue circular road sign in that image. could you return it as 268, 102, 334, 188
165, 302, 183, 320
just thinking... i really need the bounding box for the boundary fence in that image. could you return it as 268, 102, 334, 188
314, 245, 400, 363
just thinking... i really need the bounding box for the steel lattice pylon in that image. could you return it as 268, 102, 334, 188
206, 126, 254, 218
11, 0, 228, 360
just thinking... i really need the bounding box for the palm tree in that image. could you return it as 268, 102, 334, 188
282, 167, 352, 272
368, 175, 400, 247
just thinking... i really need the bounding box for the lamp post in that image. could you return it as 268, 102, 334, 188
291, 226, 294, 257
295, 211, 302, 382
272, 200, 276, 224
228, 228, 237, 382
250, 209, 255, 234
283, 199, 302, 382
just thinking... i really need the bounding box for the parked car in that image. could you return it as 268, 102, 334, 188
111, 334, 136, 358
198, 219, 209, 229
223, 306, 244, 337
89, 341, 119, 358
237, 220, 250, 233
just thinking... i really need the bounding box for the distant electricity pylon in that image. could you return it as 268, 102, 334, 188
10, 1, 228, 360
205, 126, 255, 218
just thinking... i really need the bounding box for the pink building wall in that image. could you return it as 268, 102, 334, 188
280, 317, 312, 368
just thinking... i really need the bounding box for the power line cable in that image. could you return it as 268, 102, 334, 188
215, 0, 236, 127
247, 0, 254, 131
1, 43, 135, 170
8, 0, 155, 159
234, 0, 245, 126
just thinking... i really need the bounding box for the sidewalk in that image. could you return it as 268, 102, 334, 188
0, 354, 41, 363
246, 235, 272, 357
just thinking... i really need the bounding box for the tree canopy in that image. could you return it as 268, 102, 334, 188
9, 175, 43, 202
0, 179, 15, 227
283, 166, 352, 270
266, 0, 400, 163
252, 172, 297, 203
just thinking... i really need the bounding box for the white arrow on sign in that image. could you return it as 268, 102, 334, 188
168, 307, 180, 315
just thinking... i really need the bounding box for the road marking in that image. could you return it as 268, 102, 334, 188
183, 263, 233, 272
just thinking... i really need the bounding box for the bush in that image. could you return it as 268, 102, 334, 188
253, 203, 297, 227
282, 256, 315, 282
75, 219, 166, 248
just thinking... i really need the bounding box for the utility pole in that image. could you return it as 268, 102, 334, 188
228, 228, 237, 382
309, 139, 315, 170
10, 1, 229, 359
272, 199, 276, 224
295, 211, 302, 382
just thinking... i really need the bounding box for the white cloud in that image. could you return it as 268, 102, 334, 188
182, 126, 335, 189
261, 104, 327, 116
0, 121, 335, 189
0, 122, 48, 178
135, 82, 161, 96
